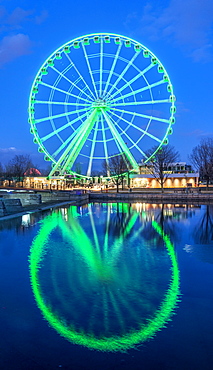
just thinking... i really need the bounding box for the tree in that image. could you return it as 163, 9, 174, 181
0, 162, 4, 185
103, 154, 132, 192
4, 162, 14, 186
189, 138, 213, 187
7, 155, 33, 186
145, 145, 180, 192
0, 162, 4, 177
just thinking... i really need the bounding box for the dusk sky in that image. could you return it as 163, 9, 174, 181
0, 0, 213, 169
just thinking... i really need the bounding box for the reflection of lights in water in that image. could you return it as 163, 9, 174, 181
163, 209, 173, 217
21, 214, 31, 227
29, 204, 180, 352
183, 243, 213, 264
183, 244, 193, 253
135, 202, 142, 212
60, 208, 68, 221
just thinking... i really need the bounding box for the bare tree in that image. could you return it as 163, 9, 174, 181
189, 138, 213, 187
7, 155, 33, 186
4, 162, 14, 186
0, 162, 4, 185
145, 145, 179, 192
103, 155, 132, 192
0, 162, 4, 177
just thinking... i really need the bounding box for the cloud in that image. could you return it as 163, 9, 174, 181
184, 129, 213, 137
0, 33, 32, 67
0, 147, 17, 153
191, 44, 213, 63
7, 7, 34, 27
175, 101, 190, 115
35, 10, 48, 25
0, 6, 48, 66
125, 0, 213, 62
0, 6, 48, 31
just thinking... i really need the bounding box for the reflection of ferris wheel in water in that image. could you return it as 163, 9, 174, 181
28, 33, 176, 177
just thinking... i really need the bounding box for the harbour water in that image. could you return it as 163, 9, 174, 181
0, 202, 213, 369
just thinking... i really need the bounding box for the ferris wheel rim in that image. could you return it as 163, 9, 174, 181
28, 32, 176, 177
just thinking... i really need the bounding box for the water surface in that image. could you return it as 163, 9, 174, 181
0, 203, 213, 369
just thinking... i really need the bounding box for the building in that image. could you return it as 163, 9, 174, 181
130, 162, 199, 188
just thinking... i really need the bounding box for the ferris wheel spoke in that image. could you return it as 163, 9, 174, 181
35, 106, 90, 124
51, 65, 94, 102
110, 110, 162, 144
111, 107, 170, 124
102, 43, 122, 98
111, 79, 166, 104
111, 98, 169, 107
40, 82, 92, 104
100, 115, 109, 171
65, 54, 96, 100
109, 63, 154, 100
49, 109, 99, 175
109, 114, 148, 160
35, 100, 90, 107
101, 110, 138, 170
107, 50, 141, 96
82, 44, 99, 98
41, 111, 89, 143
99, 37, 104, 96
86, 119, 99, 177
61, 108, 100, 172
52, 118, 90, 160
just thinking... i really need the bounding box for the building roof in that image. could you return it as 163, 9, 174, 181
130, 173, 199, 179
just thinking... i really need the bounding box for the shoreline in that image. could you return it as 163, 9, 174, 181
1, 189, 213, 220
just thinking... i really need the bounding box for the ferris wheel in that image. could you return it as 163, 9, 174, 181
28, 33, 176, 178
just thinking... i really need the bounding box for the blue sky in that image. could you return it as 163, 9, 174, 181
0, 0, 213, 169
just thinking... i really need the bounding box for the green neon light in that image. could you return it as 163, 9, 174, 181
49, 109, 99, 175
110, 110, 161, 143
61, 108, 100, 172
29, 33, 175, 178
108, 113, 149, 159
29, 207, 180, 352
111, 80, 166, 104
111, 107, 170, 123
109, 63, 154, 100
107, 51, 141, 96
102, 110, 138, 170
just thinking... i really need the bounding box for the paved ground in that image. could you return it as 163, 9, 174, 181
0, 199, 77, 220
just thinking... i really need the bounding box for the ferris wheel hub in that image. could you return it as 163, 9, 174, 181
92, 98, 110, 110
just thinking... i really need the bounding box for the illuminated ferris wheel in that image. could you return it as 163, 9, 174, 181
28, 33, 176, 178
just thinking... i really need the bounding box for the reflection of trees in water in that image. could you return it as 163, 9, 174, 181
141, 205, 175, 248
141, 204, 198, 248
100, 202, 200, 250
0, 209, 52, 233
0, 217, 22, 231
106, 203, 135, 240
193, 205, 213, 244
